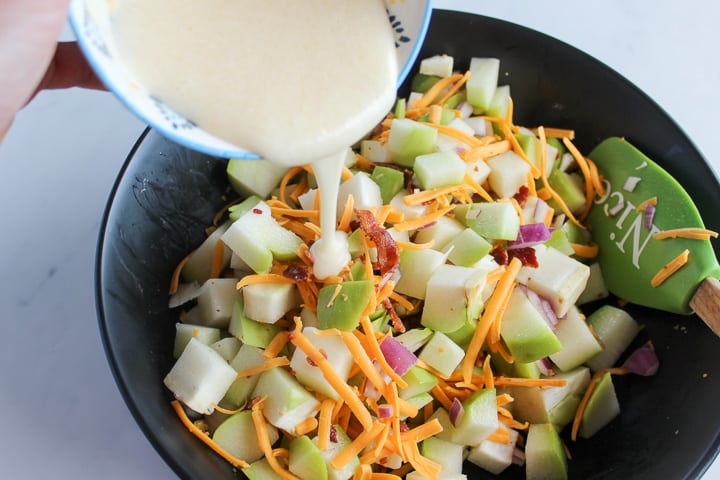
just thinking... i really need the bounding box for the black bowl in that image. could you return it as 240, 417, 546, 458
96, 10, 720, 480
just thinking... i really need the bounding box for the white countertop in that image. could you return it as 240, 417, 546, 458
0, 1, 717, 478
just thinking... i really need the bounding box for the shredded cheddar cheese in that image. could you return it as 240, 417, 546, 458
651, 249, 691, 287
653, 228, 718, 240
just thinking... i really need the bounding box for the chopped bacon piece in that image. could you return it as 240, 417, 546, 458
513, 185, 530, 207
491, 244, 509, 266
491, 243, 538, 267
283, 263, 311, 283
355, 209, 400, 275
509, 246, 538, 267
382, 298, 406, 333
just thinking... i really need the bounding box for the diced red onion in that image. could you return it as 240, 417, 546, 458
622, 342, 659, 376
379, 336, 417, 377
536, 357, 555, 376
508, 223, 552, 250
457, 101, 474, 119
512, 447, 526, 466
377, 404, 394, 419
644, 204, 656, 229
449, 397, 465, 427
521, 285, 559, 328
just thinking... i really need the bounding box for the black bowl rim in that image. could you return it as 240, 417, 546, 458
95, 9, 720, 479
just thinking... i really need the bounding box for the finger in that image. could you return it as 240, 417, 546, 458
36, 41, 106, 91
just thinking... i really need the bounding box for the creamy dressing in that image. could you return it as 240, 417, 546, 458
110, 0, 398, 278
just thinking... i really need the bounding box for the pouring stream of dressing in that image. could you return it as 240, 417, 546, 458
110, 0, 398, 278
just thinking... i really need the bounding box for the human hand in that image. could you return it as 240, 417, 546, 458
0, 0, 104, 137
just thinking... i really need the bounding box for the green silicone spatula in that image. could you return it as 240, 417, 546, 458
586, 137, 720, 335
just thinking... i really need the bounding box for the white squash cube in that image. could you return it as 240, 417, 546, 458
164, 338, 237, 414
242, 281, 300, 324
290, 327, 354, 400
487, 150, 531, 198
516, 244, 590, 317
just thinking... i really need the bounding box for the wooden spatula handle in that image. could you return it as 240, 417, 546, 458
689, 277, 720, 336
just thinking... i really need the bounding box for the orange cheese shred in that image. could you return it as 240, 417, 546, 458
653, 228, 719, 240
169, 252, 192, 295
338, 194, 355, 233
317, 398, 335, 451
570, 242, 600, 258
403, 184, 467, 206
289, 319, 373, 430
562, 136, 596, 221
170, 400, 250, 468
493, 376, 569, 388
537, 126, 584, 228
635, 196, 658, 213
412, 73, 465, 109
251, 401, 299, 480
262, 331, 290, 359
295, 416, 319, 436
463, 139, 512, 162
532, 126, 575, 139
393, 205, 455, 232
340, 331, 387, 394
571, 367, 630, 441
279, 166, 305, 205
209, 240, 226, 279
235, 357, 290, 378
331, 422, 385, 470
236, 273, 295, 290
651, 249, 691, 287
437, 70, 471, 106
400, 418, 444, 444
463, 172, 494, 202
462, 257, 522, 384
421, 122, 485, 148
486, 427, 512, 444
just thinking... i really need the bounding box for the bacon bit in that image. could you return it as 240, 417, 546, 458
382, 298, 406, 333
507, 246, 538, 267
356, 209, 400, 275
491, 244, 509, 265
283, 263, 311, 283
513, 185, 530, 207
329, 425, 339, 443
